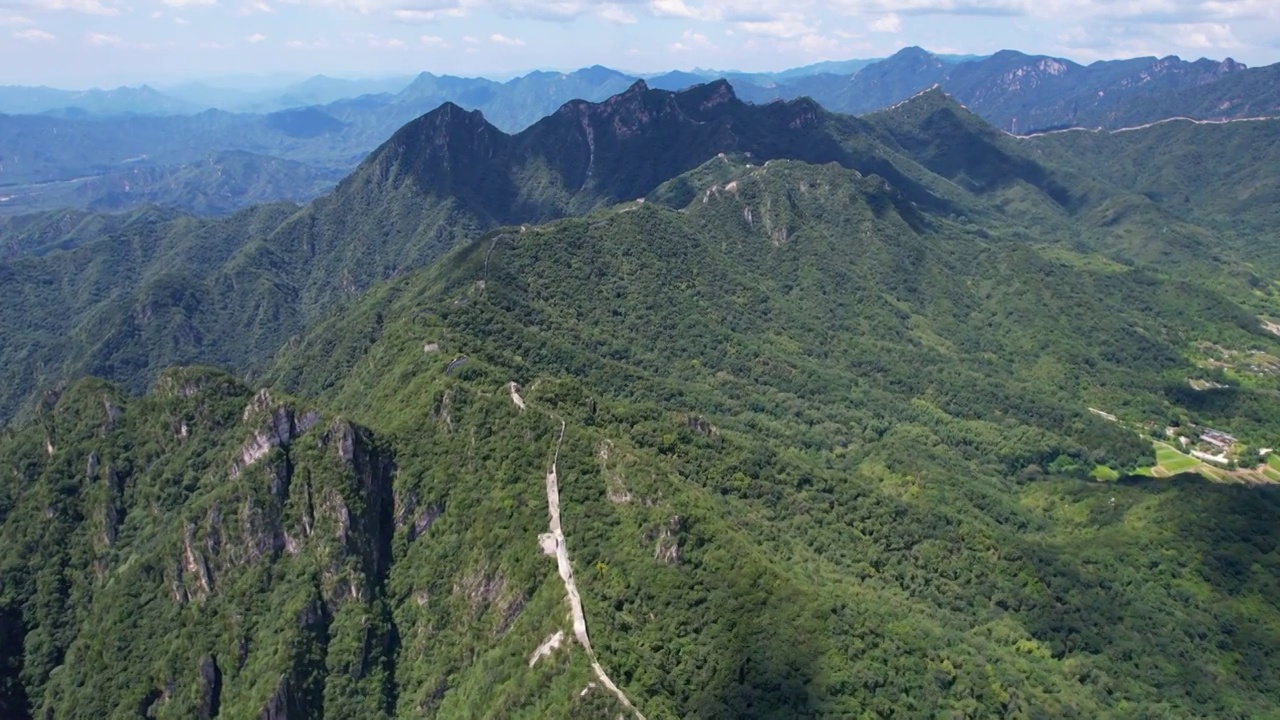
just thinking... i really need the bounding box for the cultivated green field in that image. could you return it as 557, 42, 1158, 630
1154, 443, 1202, 475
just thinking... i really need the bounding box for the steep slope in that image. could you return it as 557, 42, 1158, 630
5, 82, 1280, 428
0, 370, 404, 719
3, 136, 1280, 718
0, 81, 866, 421
5, 156, 1278, 718
265, 80, 860, 314
267, 159, 1278, 716
1089, 62, 1280, 129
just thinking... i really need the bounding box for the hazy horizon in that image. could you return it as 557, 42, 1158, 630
3, 0, 1278, 88
2, 47, 1274, 93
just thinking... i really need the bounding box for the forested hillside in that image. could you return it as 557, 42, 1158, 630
1, 81, 1279, 718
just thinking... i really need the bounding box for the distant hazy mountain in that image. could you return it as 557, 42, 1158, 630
745, 47, 1268, 133
2, 49, 1277, 216
0, 84, 197, 116
0, 151, 344, 217
772, 58, 879, 79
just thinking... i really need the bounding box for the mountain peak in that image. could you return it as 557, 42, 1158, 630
672, 78, 737, 111
890, 46, 939, 63
418, 100, 489, 128
867, 84, 990, 134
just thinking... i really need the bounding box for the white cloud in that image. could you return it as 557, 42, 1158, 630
362, 32, 407, 47
869, 12, 900, 32
837, 0, 1276, 23
164, 0, 219, 6
0, 14, 34, 25
245, 32, 267, 41
462, 34, 479, 42
34, 0, 120, 16
835, 0, 1029, 16
391, 2, 473, 22
419, 33, 446, 44
490, 32, 525, 45
236, 1, 273, 14
13, 27, 55, 42
284, 38, 327, 48
1171, 21, 1241, 47
796, 32, 839, 52
597, 2, 636, 23
174, 16, 191, 23
86, 32, 125, 46
735, 12, 813, 39
199, 40, 230, 48
669, 29, 716, 51
650, 0, 709, 20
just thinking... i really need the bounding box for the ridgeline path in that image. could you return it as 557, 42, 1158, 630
518, 387, 646, 718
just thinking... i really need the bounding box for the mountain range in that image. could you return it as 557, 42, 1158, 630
2, 48, 1277, 218
1, 74, 1279, 718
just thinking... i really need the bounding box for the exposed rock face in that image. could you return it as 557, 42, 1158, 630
258, 678, 293, 720
648, 515, 683, 565
196, 654, 222, 720
230, 390, 324, 479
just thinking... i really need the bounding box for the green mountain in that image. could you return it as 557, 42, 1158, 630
2, 82, 1280, 718
6, 50, 1278, 217
0, 80, 880, 422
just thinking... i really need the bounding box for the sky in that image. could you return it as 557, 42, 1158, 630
1, 0, 1278, 87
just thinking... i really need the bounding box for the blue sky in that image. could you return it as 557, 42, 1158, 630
2, 0, 1278, 87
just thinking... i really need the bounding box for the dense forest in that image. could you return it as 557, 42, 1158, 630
1, 82, 1279, 718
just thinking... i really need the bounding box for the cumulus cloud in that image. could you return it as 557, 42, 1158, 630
85, 32, 124, 46
836, 0, 1275, 23
597, 2, 636, 22
650, 0, 710, 20
795, 32, 839, 52
833, 0, 1028, 16
1172, 21, 1241, 47
245, 31, 267, 41
13, 27, 55, 42
735, 12, 814, 39
163, 0, 218, 7
0, 14, 34, 25
869, 11, 899, 32
34, 0, 120, 16
360, 32, 407, 47
390, 7, 464, 22
419, 33, 446, 44
490, 32, 525, 45
236, 1, 274, 14
669, 28, 716, 51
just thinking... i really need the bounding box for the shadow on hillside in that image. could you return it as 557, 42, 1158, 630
681, 558, 826, 719
1020, 476, 1279, 710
